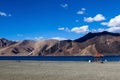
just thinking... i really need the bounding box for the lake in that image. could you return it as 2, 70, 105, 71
0, 56, 120, 61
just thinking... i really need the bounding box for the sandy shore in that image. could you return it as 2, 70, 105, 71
0, 61, 120, 80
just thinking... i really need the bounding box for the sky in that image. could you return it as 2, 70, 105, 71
0, 0, 120, 40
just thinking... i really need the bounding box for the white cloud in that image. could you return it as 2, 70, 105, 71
84, 17, 93, 22
92, 27, 120, 33
71, 25, 89, 33
91, 27, 120, 33
24, 36, 44, 40
91, 28, 107, 33
84, 14, 106, 22
98, 28, 106, 32
60, 4, 68, 8
34, 37, 44, 40
107, 27, 120, 33
58, 27, 65, 30
109, 16, 120, 27
51, 37, 67, 40
100, 15, 120, 33
104, 15, 120, 27
81, 8, 86, 11
17, 34, 24, 37
58, 27, 71, 32
90, 15, 120, 33
0, 11, 7, 16
58, 25, 89, 34
77, 8, 86, 15
101, 22, 108, 25
94, 14, 106, 21
0, 11, 11, 17
77, 11, 84, 15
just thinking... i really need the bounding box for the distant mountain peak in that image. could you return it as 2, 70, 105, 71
96, 31, 120, 36
75, 31, 120, 42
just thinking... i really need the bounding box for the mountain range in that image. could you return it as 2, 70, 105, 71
0, 31, 120, 56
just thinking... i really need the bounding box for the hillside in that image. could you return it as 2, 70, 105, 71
0, 31, 120, 56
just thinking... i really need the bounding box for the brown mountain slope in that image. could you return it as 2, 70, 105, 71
0, 31, 120, 56
80, 44, 98, 56
0, 40, 35, 56
0, 38, 16, 48
32, 40, 81, 56
77, 33, 120, 55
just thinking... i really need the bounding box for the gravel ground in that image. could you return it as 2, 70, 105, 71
0, 61, 120, 80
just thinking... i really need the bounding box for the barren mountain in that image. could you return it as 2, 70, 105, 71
75, 31, 120, 55
0, 38, 16, 48
0, 40, 35, 56
0, 31, 120, 56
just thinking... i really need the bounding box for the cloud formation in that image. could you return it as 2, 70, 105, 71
101, 15, 120, 27
92, 27, 120, 33
107, 27, 120, 33
58, 27, 71, 32
60, 4, 68, 8
77, 8, 86, 15
71, 25, 89, 33
101, 15, 120, 33
81, 8, 86, 11
58, 25, 89, 34
51, 37, 67, 40
17, 34, 24, 37
77, 11, 84, 15
84, 14, 106, 22
0, 11, 11, 17
58, 27, 65, 30
34, 37, 44, 40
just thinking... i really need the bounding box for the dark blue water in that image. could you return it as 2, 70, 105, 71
0, 56, 120, 61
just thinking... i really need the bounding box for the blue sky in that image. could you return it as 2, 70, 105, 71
0, 0, 120, 40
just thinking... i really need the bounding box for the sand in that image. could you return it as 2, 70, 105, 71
0, 61, 120, 80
